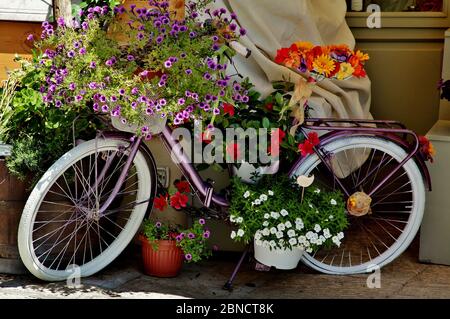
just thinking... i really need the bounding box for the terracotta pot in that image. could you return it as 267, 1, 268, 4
139, 235, 183, 277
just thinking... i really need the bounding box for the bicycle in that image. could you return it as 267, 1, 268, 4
16, 104, 431, 284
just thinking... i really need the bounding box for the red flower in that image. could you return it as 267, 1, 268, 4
298, 132, 320, 156
307, 132, 320, 146
275, 47, 291, 64
419, 136, 435, 162
170, 191, 189, 210
226, 143, 241, 161
273, 128, 286, 142
154, 194, 168, 211
175, 180, 190, 194
265, 103, 274, 111
298, 140, 315, 156
223, 103, 235, 116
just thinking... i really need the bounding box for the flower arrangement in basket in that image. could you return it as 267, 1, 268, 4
274, 41, 369, 127
29, 1, 248, 139
228, 175, 348, 269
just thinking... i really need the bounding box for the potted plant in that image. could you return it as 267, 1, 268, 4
228, 175, 348, 270
140, 218, 211, 277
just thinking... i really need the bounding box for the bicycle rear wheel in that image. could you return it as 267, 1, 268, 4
18, 137, 155, 281
290, 135, 425, 274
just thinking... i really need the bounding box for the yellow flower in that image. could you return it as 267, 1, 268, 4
295, 41, 314, 52
429, 143, 436, 156
312, 54, 336, 76
354, 50, 369, 62
336, 62, 355, 80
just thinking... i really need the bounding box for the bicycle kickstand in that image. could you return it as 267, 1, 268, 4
223, 245, 250, 291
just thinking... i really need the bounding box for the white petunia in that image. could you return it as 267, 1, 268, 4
230, 231, 237, 239
312, 233, 319, 240
271, 212, 280, 219
237, 229, 245, 237
255, 232, 262, 240
314, 224, 321, 233
295, 218, 303, 225
310, 238, 317, 245
270, 227, 277, 234
262, 228, 270, 236
323, 228, 332, 239
270, 240, 276, 247
264, 213, 270, 219
285, 221, 292, 228
255, 239, 263, 246
277, 223, 286, 231
230, 215, 236, 222
260, 194, 268, 201
337, 232, 344, 240
304, 241, 310, 247
276, 231, 284, 239
298, 236, 306, 244
306, 248, 313, 253
280, 209, 289, 217
330, 199, 337, 206
263, 241, 270, 248
314, 188, 321, 194
296, 223, 304, 231
236, 217, 243, 224
289, 238, 298, 246
332, 236, 341, 247
306, 231, 314, 240
254, 199, 261, 205
263, 221, 269, 227
268, 190, 274, 196
319, 235, 326, 242
308, 203, 314, 209
243, 191, 251, 198
316, 238, 323, 245
287, 229, 296, 238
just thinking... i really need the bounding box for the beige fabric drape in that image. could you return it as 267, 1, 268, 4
209, 0, 372, 120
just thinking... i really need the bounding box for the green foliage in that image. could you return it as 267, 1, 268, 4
3, 55, 101, 183
229, 175, 348, 253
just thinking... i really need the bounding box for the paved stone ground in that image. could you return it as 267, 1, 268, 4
2, 238, 450, 299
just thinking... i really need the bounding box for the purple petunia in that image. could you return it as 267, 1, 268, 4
212, 35, 219, 42
158, 98, 167, 106
155, 221, 162, 228
240, 28, 247, 36
69, 83, 76, 91
185, 69, 192, 75
81, 21, 89, 30
79, 47, 86, 55
26, 34, 34, 41
101, 104, 109, 112
55, 100, 62, 108
189, 31, 197, 39
203, 73, 212, 80
142, 126, 149, 134
127, 54, 135, 61
93, 103, 99, 111
118, 88, 125, 95
199, 219, 206, 225
188, 233, 195, 239
203, 231, 210, 239
131, 87, 139, 95
89, 61, 96, 69
185, 254, 192, 261
67, 50, 75, 58
164, 60, 172, 68
137, 32, 144, 40
178, 98, 185, 105
88, 82, 97, 90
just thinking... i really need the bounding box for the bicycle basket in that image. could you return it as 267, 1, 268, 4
111, 114, 167, 135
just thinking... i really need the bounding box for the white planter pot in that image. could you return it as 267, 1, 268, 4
254, 240, 303, 270
233, 161, 279, 184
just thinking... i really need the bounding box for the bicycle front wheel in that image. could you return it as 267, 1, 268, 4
290, 135, 425, 274
18, 138, 155, 281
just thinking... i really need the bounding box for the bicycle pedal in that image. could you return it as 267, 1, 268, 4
255, 262, 271, 272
